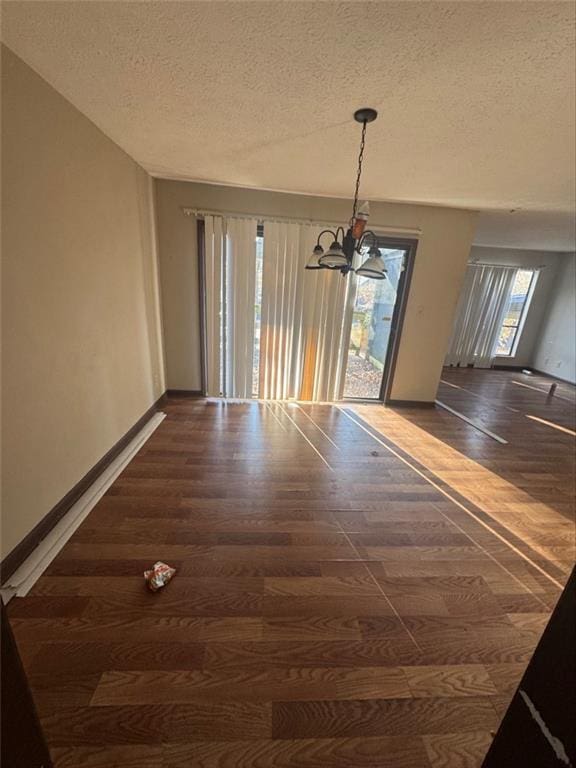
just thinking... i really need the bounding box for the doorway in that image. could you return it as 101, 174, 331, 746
343, 238, 416, 402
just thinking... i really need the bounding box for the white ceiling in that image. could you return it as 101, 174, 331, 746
2, 1, 575, 251
474, 208, 575, 252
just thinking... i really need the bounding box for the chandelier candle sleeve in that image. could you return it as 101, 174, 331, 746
352, 201, 370, 239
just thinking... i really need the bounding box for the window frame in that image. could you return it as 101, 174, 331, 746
495, 269, 538, 358
343, 235, 418, 403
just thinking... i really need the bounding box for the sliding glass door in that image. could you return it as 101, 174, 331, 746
343, 245, 411, 400
201, 218, 415, 402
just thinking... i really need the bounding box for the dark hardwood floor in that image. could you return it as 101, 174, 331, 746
7, 368, 575, 767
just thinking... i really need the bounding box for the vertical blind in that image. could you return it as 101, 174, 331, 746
204, 215, 258, 397
225, 217, 259, 398
258, 222, 302, 400
445, 265, 517, 368
204, 215, 224, 396
203, 215, 353, 400
258, 221, 352, 401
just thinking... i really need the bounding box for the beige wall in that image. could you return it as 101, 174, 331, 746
155, 179, 478, 400
1, 46, 165, 559
533, 252, 576, 383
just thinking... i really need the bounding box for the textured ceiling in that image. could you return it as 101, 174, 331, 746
2, 1, 575, 250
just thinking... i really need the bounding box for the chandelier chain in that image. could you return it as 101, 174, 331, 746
351, 119, 367, 222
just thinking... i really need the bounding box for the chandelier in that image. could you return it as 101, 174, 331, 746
305, 108, 385, 279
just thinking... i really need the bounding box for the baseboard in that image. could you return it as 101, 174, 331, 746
529, 368, 576, 386
166, 389, 204, 397
386, 399, 436, 408
445, 364, 529, 373
490, 364, 528, 372
0, 394, 166, 583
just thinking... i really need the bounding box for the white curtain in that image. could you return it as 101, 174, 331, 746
446, 265, 516, 368
204, 215, 258, 397
258, 221, 351, 401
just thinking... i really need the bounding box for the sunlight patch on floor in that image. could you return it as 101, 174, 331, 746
349, 404, 575, 580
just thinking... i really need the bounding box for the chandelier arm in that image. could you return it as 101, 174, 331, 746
356, 229, 378, 252
316, 229, 338, 246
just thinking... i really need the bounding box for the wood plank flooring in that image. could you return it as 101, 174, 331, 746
353, 368, 575, 583
8, 369, 575, 768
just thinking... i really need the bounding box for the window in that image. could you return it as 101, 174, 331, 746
495, 269, 536, 356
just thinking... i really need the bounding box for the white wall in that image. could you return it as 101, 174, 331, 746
1, 46, 165, 559
467, 246, 562, 368
532, 253, 576, 383
155, 179, 478, 402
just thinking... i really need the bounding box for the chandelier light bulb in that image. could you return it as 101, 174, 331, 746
305, 244, 324, 270
356, 247, 387, 280
319, 241, 348, 269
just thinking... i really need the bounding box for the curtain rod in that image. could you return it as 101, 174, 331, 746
181, 207, 421, 237
469, 261, 546, 270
